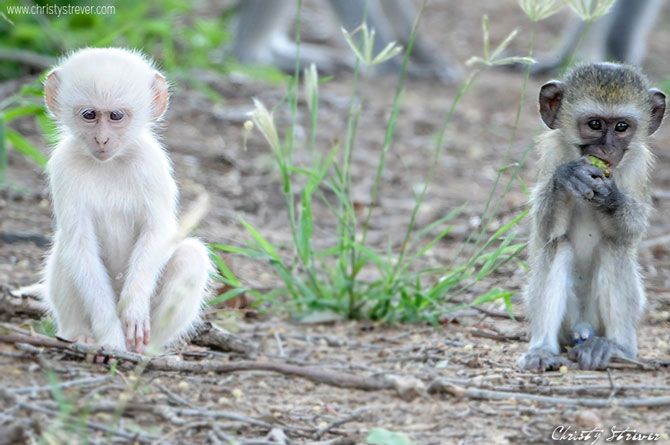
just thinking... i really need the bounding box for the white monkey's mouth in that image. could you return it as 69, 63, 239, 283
92, 149, 114, 162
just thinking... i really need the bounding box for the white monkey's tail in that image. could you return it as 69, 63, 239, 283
10, 282, 47, 299
174, 189, 211, 245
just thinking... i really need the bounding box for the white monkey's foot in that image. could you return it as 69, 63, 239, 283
70, 335, 110, 364
568, 337, 620, 370
73, 335, 96, 345
517, 349, 566, 371
95, 323, 129, 353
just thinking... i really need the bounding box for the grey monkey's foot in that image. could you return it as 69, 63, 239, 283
568, 336, 620, 370
517, 349, 566, 371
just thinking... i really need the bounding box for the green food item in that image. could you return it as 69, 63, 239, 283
587, 155, 611, 177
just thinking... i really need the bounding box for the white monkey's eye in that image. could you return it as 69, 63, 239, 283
110, 110, 124, 121
587, 119, 602, 130
81, 109, 96, 121
615, 122, 629, 132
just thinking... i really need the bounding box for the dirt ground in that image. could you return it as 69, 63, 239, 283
1, 1, 670, 444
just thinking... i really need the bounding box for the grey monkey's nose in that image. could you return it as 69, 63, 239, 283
95, 136, 110, 146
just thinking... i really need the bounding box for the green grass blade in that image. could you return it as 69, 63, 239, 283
240, 218, 281, 262
411, 205, 464, 242
5, 129, 47, 167
209, 249, 241, 287
208, 287, 248, 307
210, 243, 268, 260
0, 117, 6, 185
2, 104, 44, 122
470, 209, 528, 263
36, 111, 59, 146
471, 287, 513, 306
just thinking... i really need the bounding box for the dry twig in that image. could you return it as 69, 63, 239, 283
428, 379, 670, 407
191, 321, 257, 355
0, 332, 400, 392
314, 408, 368, 439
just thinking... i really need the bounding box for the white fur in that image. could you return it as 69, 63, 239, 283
43, 48, 211, 353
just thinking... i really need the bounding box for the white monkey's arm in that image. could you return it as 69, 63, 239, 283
118, 212, 176, 352
54, 209, 126, 349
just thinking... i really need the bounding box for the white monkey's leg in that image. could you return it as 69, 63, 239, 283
44, 253, 92, 340
148, 238, 211, 351
518, 241, 574, 370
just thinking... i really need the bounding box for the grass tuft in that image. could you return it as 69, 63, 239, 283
210, 2, 538, 323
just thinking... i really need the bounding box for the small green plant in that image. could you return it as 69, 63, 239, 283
0, 80, 51, 187
517, 0, 564, 22
210, 3, 534, 323
35, 316, 57, 337
39, 370, 91, 444
564, 0, 616, 21
0, 0, 284, 84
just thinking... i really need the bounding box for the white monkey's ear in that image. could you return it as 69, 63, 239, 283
151, 73, 169, 120
44, 69, 61, 117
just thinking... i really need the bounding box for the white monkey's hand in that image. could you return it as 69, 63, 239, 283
120, 303, 151, 353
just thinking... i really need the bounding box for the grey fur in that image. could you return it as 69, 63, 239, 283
518, 64, 661, 371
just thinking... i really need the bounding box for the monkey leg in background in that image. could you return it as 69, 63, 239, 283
518, 63, 666, 371
231, 0, 347, 73
530, 0, 663, 75
231, 0, 460, 81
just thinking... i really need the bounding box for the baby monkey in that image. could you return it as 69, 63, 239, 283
518, 63, 665, 370
43, 48, 211, 353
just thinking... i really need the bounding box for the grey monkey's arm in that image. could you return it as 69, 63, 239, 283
590, 177, 649, 244
531, 159, 595, 243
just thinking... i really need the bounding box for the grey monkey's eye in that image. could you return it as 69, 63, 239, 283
615, 122, 629, 132
587, 119, 602, 130
81, 109, 96, 121
110, 110, 124, 121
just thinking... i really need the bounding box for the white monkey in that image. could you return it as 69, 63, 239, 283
43, 48, 211, 353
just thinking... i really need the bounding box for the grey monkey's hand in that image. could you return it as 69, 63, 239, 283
554, 157, 622, 212
590, 176, 624, 213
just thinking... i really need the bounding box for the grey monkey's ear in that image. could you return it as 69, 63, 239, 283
648, 88, 666, 135
539, 80, 565, 129
151, 72, 169, 121
44, 69, 61, 117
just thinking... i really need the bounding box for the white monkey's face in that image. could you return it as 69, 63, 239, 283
44, 47, 171, 162
73, 106, 133, 161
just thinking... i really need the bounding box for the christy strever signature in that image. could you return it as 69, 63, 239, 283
552, 426, 662, 444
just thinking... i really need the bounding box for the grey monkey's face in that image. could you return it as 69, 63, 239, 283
75, 107, 132, 161
538, 75, 666, 169
574, 114, 637, 168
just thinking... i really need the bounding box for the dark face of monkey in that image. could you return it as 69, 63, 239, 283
538, 63, 666, 169
574, 115, 636, 167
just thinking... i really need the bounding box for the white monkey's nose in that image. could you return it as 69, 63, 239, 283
95, 136, 110, 146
